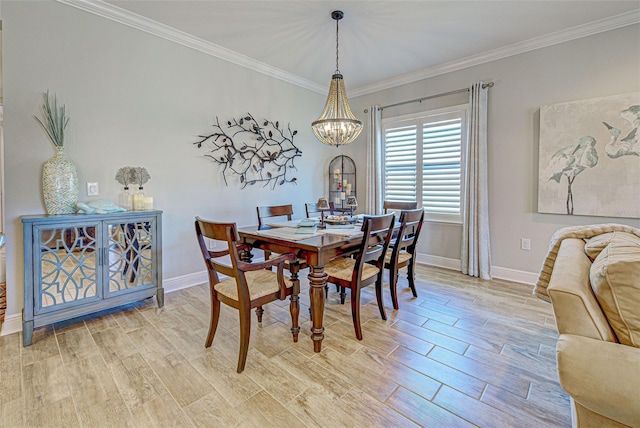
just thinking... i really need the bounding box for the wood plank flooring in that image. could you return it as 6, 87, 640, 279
0, 265, 570, 427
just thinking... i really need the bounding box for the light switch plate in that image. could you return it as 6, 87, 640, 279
87, 182, 99, 196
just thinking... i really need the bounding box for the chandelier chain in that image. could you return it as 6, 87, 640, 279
335, 17, 340, 73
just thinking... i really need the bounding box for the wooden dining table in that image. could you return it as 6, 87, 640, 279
238, 224, 364, 352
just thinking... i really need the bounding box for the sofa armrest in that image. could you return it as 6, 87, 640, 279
548, 239, 617, 342
556, 334, 640, 427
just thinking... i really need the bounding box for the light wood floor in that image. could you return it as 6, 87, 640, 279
0, 265, 570, 427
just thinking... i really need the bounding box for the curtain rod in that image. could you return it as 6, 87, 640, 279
365, 81, 494, 113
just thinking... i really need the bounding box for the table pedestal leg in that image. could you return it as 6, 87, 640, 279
308, 265, 327, 352
289, 261, 301, 341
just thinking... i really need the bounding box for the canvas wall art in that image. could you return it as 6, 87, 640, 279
538, 92, 640, 218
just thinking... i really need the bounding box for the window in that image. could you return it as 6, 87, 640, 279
382, 105, 468, 222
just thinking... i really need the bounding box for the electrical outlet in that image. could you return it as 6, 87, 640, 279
209, 239, 217, 250
87, 182, 99, 196
521, 238, 531, 251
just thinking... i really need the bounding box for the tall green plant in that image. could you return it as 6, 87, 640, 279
34, 91, 69, 148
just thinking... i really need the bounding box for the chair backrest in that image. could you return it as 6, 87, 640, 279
383, 201, 418, 213
354, 214, 396, 273
194, 217, 243, 285
305, 201, 335, 218
256, 204, 294, 227
394, 208, 425, 254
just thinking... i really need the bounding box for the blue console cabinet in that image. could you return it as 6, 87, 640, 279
22, 210, 163, 346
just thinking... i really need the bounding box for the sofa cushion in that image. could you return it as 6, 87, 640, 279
584, 232, 616, 261
590, 232, 640, 347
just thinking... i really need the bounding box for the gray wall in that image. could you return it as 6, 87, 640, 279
1, 1, 337, 324
344, 24, 640, 278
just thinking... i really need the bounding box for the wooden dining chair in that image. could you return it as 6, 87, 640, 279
256, 204, 308, 273
256, 204, 294, 261
324, 214, 395, 340
256, 204, 294, 228
384, 208, 425, 309
195, 217, 300, 373
383, 201, 418, 213
305, 201, 335, 218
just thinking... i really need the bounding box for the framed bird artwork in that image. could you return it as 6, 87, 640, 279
538, 91, 640, 218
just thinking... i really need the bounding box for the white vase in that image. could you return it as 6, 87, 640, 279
42, 147, 79, 215
119, 187, 132, 211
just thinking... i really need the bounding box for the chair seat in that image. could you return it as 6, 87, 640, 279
384, 249, 412, 264
325, 257, 380, 282
215, 270, 291, 301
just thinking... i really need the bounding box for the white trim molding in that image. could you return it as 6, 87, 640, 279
491, 266, 539, 286
0, 313, 22, 336
416, 253, 461, 271
350, 10, 640, 97
56, 0, 326, 94
56, 1, 639, 98
163, 270, 208, 294
415, 252, 538, 285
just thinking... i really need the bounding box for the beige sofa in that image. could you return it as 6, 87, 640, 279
547, 234, 640, 428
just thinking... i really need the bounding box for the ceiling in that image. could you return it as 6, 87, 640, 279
75, 1, 640, 95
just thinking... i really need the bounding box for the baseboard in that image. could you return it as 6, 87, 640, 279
163, 270, 208, 293
491, 266, 538, 285
415, 252, 538, 285
416, 253, 461, 271
1, 313, 22, 336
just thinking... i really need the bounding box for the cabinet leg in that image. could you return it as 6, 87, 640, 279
23, 320, 34, 347
156, 288, 165, 308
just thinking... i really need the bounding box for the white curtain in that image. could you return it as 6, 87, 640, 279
366, 105, 383, 215
461, 82, 491, 279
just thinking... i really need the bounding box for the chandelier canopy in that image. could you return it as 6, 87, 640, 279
311, 11, 363, 147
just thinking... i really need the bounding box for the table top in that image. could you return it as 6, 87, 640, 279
238, 225, 364, 266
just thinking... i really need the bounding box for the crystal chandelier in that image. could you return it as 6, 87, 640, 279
312, 10, 363, 147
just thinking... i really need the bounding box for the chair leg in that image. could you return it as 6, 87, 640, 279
340, 286, 347, 305
237, 308, 252, 373
255, 306, 264, 323
407, 259, 418, 297
350, 285, 363, 340
205, 297, 221, 348
375, 275, 387, 321
289, 294, 300, 342
390, 265, 400, 310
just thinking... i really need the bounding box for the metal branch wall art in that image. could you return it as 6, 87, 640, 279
194, 113, 302, 189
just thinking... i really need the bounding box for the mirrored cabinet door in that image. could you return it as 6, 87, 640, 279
36, 222, 101, 311
106, 220, 155, 294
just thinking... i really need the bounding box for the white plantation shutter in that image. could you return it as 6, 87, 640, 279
422, 116, 462, 215
383, 124, 417, 203
382, 106, 467, 222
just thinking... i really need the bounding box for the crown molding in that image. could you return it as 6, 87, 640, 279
349, 9, 640, 97
56, 0, 327, 94
57, 1, 638, 98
